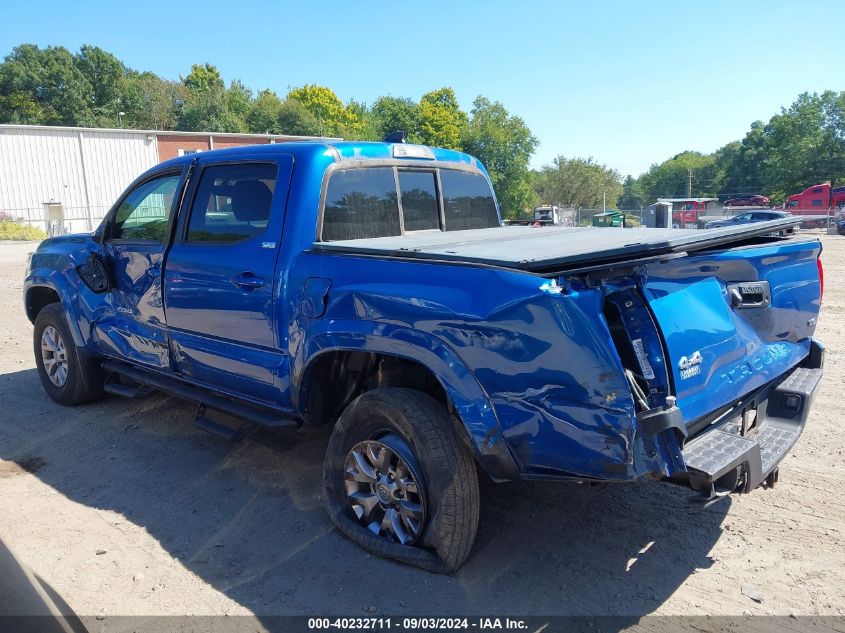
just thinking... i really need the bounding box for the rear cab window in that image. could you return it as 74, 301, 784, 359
322, 168, 399, 241
320, 165, 498, 242
398, 171, 439, 232
440, 170, 499, 232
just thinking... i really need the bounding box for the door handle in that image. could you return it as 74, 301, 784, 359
727, 281, 770, 309
230, 272, 265, 290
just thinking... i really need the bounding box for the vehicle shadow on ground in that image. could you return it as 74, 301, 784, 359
0, 367, 729, 622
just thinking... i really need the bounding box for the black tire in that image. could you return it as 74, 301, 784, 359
323, 388, 479, 573
33, 303, 103, 405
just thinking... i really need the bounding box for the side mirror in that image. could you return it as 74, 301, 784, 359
77, 252, 111, 293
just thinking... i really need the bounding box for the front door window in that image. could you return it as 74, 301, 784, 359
110, 174, 181, 242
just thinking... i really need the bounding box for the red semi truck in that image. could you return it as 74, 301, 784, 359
783, 183, 845, 227
786, 183, 845, 213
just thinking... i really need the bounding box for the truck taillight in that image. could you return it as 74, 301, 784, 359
818, 258, 824, 304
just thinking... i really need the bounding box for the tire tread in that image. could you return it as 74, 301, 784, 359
323, 387, 479, 573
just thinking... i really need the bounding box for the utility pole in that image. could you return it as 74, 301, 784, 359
687, 169, 693, 198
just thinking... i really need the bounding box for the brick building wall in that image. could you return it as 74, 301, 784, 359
156, 134, 280, 162
156, 135, 211, 161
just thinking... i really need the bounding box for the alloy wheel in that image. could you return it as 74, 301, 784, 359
343, 436, 426, 545
40, 325, 68, 387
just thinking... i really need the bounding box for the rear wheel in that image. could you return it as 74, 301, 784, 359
33, 303, 103, 405
343, 436, 427, 545
323, 388, 479, 573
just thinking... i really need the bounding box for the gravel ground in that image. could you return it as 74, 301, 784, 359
0, 233, 842, 622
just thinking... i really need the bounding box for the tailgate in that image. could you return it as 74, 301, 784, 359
641, 237, 822, 428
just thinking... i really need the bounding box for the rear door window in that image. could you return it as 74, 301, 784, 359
322, 167, 400, 241
398, 171, 439, 232
186, 163, 277, 243
440, 170, 499, 231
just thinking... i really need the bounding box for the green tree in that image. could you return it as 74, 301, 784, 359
462, 96, 538, 217
246, 89, 283, 133
122, 71, 187, 130
534, 157, 623, 210
226, 79, 253, 121
711, 125, 767, 200
277, 97, 320, 136
758, 91, 845, 200
178, 63, 245, 132
708, 91, 845, 203
179, 92, 247, 132
182, 63, 224, 93
617, 175, 645, 209
637, 151, 719, 201
368, 95, 421, 143
75, 45, 127, 125
418, 87, 467, 150
0, 44, 95, 126
287, 84, 363, 137
345, 99, 374, 140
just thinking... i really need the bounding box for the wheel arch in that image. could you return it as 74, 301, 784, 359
24, 272, 87, 348
293, 322, 520, 481
25, 285, 61, 324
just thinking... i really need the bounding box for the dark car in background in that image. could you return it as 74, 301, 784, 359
724, 194, 771, 207
704, 210, 791, 229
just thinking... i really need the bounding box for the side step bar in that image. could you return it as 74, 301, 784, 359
103, 372, 152, 399
101, 359, 299, 431
193, 404, 256, 441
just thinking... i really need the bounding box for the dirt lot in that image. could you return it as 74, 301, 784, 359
0, 233, 843, 622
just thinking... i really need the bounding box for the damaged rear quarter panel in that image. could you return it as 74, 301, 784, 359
290, 252, 645, 480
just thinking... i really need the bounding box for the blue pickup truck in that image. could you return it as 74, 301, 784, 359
24, 141, 824, 572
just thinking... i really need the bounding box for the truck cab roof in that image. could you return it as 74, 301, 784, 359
155, 140, 482, 171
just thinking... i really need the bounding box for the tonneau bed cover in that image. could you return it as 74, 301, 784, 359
312, 217, 803, 272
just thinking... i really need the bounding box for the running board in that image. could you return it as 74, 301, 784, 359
194, 404, 256, 441
103, 372, 152, 399
101, 359, 299, 430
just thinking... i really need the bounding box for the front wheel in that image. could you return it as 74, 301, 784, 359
323, 388, 479, 573
33, 303, 103, 405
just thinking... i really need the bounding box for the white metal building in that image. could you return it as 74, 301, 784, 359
0, 124, 323, 234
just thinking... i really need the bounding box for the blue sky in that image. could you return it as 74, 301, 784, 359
2, 0, 842, 175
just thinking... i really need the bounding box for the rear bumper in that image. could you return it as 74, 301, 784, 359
679, 339, 824, 497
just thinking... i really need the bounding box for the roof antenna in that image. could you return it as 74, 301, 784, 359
383, 130, 406, 143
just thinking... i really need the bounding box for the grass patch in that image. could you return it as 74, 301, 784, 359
0, 220, 47, 241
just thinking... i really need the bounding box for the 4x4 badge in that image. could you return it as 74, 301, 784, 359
678, 350, 703, 380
